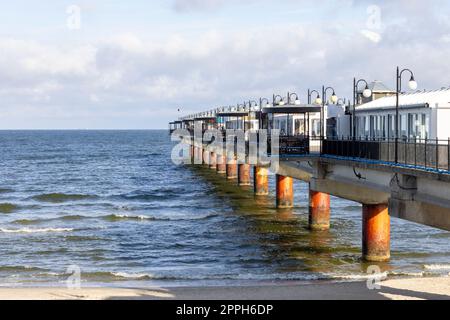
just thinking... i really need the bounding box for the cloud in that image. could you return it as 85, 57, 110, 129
1, 1, 450, 128
172, 0, 229, 12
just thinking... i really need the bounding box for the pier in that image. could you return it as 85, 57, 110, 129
170, 85, 450, 263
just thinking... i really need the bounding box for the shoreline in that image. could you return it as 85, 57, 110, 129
0, 277, 449, 300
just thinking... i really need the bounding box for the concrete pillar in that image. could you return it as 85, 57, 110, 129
217, 153, 226, 174
238, 163, 251, 186
226, 158, 237, 179
203, 148, 209, 166
194, 146, 199, 163
276, 175, 294, 208
362, 204, 390, 262
209, 152, 216, 169
253, 166, 269, 196
309, 190, 331, 231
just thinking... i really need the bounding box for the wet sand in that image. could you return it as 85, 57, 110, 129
0, 277, 449, 300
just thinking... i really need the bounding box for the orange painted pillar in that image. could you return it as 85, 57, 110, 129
253, 166, 269, 196
362, 204, 390, 262
217, 153, 226, 174
238, 164, 251, 186
209, 152, 216, 169
194, 146, 199, 163
309, 190, 331, 231
276, 175, 293, 208
203, 148, 209, 166
226, 158, 237, 180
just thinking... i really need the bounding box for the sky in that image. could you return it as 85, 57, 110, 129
1, 0, 450, 129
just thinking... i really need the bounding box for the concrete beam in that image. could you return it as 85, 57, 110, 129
389, 199, 450, 231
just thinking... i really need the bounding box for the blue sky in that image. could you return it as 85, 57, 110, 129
1, 0, 450, 129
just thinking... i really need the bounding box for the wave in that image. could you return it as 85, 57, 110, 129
0, 188, 14, 194
31, 193, 98, 203
102, 214, 157, 222
0, 203, 19, 213
0, 227, 73, 234
423, 264, 450, 271
0, 265, 47, 272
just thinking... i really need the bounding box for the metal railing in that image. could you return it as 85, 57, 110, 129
322, 137, 450, 172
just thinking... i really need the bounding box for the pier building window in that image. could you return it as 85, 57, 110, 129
400, 114, 407, 140
295, 119, 305, 136
312, 120, 320, 137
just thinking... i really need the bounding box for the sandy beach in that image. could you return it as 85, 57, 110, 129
0, 277, 449, 300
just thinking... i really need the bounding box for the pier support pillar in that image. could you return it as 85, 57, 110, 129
217, 153, 226, 174
253, 166, 269, 196
309, 190, 330, 231
362, 204, 390, 262
203, 148, 209, 166
226, 158, 237, 180
209, 152, 216, 169
276, 175, 294, 209
238, 164, 251, 186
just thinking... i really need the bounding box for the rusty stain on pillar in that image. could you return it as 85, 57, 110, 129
209, 152, 216, 169
276, 175, 293, 208
203, 148, 209, 166
362, 204, 390, 262
254, 166, 269, 196
238, 164, 251, 186
217, 152, 226, 174
309, 189, 331, 231
226, 157, 237, 180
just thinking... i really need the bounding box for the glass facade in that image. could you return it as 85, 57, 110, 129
356, 112, 429, 140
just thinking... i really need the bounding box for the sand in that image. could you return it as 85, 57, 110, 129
0, 277, 449, 300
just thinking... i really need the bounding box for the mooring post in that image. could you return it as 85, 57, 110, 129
276, 174, 294, 208
253, 166, 269, 196
362, 204, 390, 262
309, 189, 331, 231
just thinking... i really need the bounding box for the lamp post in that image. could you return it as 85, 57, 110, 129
273, 94, 285, 106
353, 78, 373, 140
308, 89, 321, 138
288, 92, 301, 105
395, 67, 418, 163
259, 98, 270, 130
322, 86, 338, 139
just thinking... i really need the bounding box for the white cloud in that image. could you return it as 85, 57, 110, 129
0, 1, 450, 128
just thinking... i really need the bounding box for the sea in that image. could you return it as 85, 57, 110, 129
0, 130, 449, 287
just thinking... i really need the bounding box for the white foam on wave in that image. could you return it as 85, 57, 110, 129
112, 214, 153, 220
111, 272, 153, 279
424, 264, 450, 271
331, 272, 389, 280
0, 227, 73, 234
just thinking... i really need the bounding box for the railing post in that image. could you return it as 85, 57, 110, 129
448, 138, 450, 172
436, 138, 439, 170
425, 139, 427, 168
414, 137, 417, 167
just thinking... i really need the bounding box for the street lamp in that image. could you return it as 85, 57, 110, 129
395, 67, 418, 163
288, 92, 301, 105
353, 78, 372, 139
322, 86, 338, 139
308, 89, 322, 105
259, 98, 270, 130
273, 94, 285, 106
